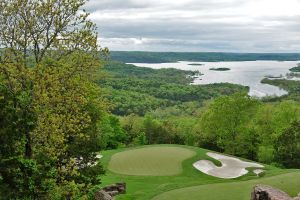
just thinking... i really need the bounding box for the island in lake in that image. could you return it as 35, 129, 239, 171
188, 63, 204, 66
209, 67, 231, 71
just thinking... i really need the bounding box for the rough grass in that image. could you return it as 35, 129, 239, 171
152, 171, 300, 200
108, 146, 196, 176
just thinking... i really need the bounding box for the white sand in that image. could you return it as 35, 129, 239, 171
193, 152, 264, 179
253, 169, 265, 176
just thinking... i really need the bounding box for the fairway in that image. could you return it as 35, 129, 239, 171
152, 171, 300, 200
108, 146, 196, 176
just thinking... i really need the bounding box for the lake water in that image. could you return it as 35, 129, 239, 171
129, 61, 300, 97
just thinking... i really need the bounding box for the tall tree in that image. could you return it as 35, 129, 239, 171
253, 101, 300, 163
0, 0, 107, 198
199, 93, 260, 156
275, 121, 300, 168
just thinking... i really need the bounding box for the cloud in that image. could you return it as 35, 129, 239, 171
85, 0, 300, 52
84, 0, 154, 11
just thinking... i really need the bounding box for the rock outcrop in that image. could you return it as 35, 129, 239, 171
251, 185, 300, 200
94, 190, 113, 200
94, 183, 126, 200
294, 193, 300, 200
102, 182, 126, 196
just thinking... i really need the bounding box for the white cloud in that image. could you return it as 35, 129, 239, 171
86, 0, 300, 52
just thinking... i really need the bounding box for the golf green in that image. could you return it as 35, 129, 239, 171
108, 146, 196, 176
100, 145, 298, 200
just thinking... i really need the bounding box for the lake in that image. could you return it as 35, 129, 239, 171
129, 61, 300, 97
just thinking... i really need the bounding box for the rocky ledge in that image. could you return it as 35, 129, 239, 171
251, 185, 300, 200
94, 183, 126, 200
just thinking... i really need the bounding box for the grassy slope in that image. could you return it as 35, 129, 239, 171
99, 145, 296, 200
153, 171, 300, 200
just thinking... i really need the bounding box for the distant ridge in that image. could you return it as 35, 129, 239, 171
110, 51, 300, 63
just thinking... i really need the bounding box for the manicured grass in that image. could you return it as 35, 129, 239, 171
108, 146, 196, 176
99, 144, 297, 200
152, 171, 300, 200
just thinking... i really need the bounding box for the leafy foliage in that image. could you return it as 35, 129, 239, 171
200, 93, 300, 167
199, 93, 261, 157
99, 61, 247, 116
275, 121, 300, 168
0, 0, 109, 198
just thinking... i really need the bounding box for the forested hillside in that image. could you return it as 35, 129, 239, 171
99, 61, 247, 115
261, 78, 300, 101
97, 61, 300, 169
111, 51, 300, 63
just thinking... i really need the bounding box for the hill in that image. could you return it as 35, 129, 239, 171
99, 61, 247, 116
110, 51, 300, 63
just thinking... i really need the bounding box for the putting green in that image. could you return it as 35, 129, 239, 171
108, 146, 196, 176
152, 171, 300, 200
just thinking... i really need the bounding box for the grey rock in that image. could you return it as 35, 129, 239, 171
251, 185, 293, 200
95, 182, 126, 200
94, 190, 112, 200
103, 182, 126, 196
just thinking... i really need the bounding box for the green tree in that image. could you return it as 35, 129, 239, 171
199, 93, 260, 156
0, 0, 107, 198
98, 115, 127, 149
120, 114, 145, 145
275, 121, 300, 168
253, 101, 300, 163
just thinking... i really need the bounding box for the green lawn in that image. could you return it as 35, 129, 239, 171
108, 146, 196, 176
99, 144, 298, 200
152, 171, 300, 200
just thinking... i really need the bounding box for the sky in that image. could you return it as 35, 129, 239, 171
84, 0, 300, 52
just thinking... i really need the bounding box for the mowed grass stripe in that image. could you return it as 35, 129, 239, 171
108, 146, 196, 176
152, 171, 300, 200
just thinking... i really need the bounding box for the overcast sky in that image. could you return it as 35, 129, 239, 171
84, 0, 300, 52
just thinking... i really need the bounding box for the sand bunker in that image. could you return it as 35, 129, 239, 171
253, 169, 265, 176
193, 152, 264, 179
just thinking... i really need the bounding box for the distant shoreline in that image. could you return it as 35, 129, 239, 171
111, 51, 300, 63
